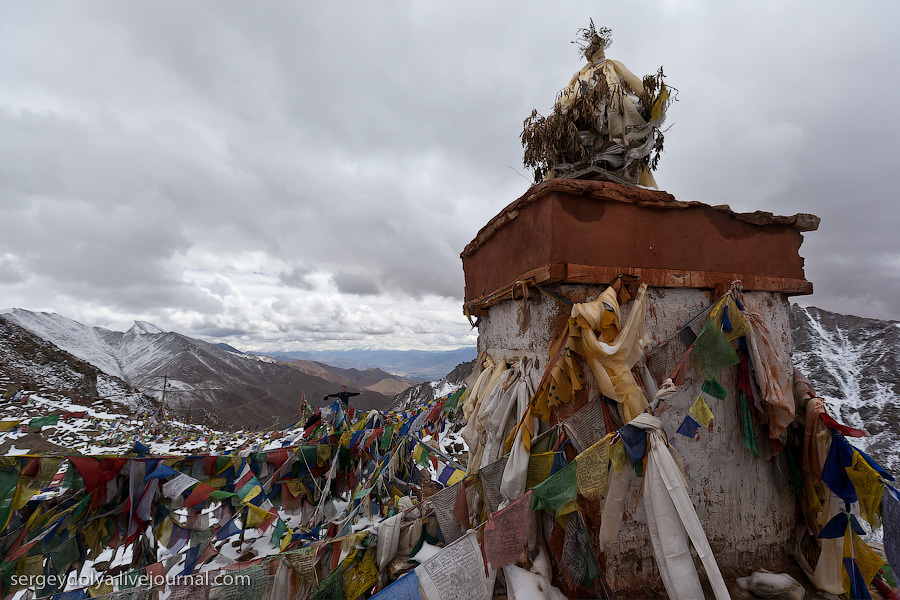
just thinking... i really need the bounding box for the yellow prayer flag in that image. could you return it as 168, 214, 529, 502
390, 486, 403, 503
16, 555, 43, 578
0, 420, 22, 431
240, 484, 261, 504
447, 469, 466, 486
316, 443, 332, 467
558, 499, 578, 516
155, 517, 173, 548
245, 503, 271, 528
526, 452, 555, 490
650, 86, 670, 122
576, 436, 610, 498
286, 480, 308, 497
689, 395, 715, 428
846, 452, 884, 529
709, 295, 750, 342
13, 457, 61, 510
88, 580, 114, 597
842, 529, 885, 594
610, 439, 627, 473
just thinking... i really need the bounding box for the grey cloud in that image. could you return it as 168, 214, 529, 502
278, 266, 317, 290
198, 328, 248, 338
333, 271, 381, 296
0, 254, 27, 284
1, 0, 898, 351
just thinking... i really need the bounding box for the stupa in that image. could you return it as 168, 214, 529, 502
461, 24, 821, 596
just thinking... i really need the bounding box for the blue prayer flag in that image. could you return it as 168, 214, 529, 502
620, 424, 648, 465
843, 557, 873, 600
371, 571, 422, 600
821, 434, 857, 503
144, 464, 179, 481
215, 519, 241, 541
676, 415, 701, 438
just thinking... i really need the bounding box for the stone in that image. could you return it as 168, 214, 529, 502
737, 571, 805, 600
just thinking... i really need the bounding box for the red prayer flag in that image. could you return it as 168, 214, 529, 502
184, 483, 216, 509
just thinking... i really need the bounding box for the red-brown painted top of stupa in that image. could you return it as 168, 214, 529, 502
461, 179, 817, 314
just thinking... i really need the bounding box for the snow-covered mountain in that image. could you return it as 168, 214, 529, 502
790, 304, 900, 473
0, 313, 145, 409
1, 309, 394, 426
392, 359, 475, 412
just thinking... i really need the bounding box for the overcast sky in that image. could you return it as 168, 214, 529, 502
1, 1, 898, 352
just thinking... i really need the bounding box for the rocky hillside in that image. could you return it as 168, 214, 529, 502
285, 360, 416, 398
790, 304, 900, 472
1, 309, 393, 427
392, 359, 475, 412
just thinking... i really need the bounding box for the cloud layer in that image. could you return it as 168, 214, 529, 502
1, 1, 898, 352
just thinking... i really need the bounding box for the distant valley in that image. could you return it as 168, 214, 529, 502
0, 309, 469, 427
253, 347, 476, 381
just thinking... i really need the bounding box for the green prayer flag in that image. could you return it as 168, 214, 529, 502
298, 446, 319, 464
62, 460, 84, 491
237, 481, 260, 502
71, 496, 89, 522
118, 569, 141, 589
530, 462, 577, 516
0, 462, 20, 531
270, 518, 287, 547
338, 447, 351, 472
28, 415, 60, 429
311, 561, 346, 600
47, 535, 80, 574
190, 529, 212, 547
353, 486, 373, 500
690, 318, 739, 381
209, 490, 240, 501
0, 561, 14, 591
380, 425, 394, 452
739, 393, 760, 458
444, 388, 464, 412
701, 378, 728, 400
416, 444, 430, 467
222, 564, 270, 600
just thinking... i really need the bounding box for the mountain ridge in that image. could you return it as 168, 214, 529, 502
1, 309, 395, 426
789, 303, 900, 473
254, 347, 476, 380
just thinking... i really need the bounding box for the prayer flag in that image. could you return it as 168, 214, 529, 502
482, 491, 531, 571
371, 571, 422, 600
530, 462, 577, 517
884, 487, 900, 584
609, 440, 627, 473
576, 437, 609, 499
701, 379, 727, 400
689, 396, 714, 427
676, 415, 701, 438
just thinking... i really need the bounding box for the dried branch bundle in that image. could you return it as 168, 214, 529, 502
521, 25, 676, 186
